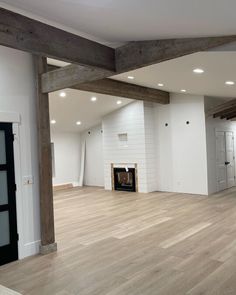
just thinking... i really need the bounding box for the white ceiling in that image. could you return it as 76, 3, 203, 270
49, 89, 132, 133
3, 1, 236, 131
49, 51, 236, 133
113, 52, 236, 98
1, 0, 236, 44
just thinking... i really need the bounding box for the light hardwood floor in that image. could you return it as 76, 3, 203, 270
1, 187, 236, 295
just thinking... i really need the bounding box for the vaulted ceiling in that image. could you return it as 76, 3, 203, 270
49, 89, 132, 133
3, 0, 236, 131
1, 0, 236, 46
113, 52, 236, 98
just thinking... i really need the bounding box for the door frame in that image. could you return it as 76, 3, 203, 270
0, 112, 24, 259
215, 128, 236, 192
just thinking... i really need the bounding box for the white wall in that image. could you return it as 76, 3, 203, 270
81, 125, 104, 187
103, 97, 208, 195
154, 93, 208, 195
205, 97, 236, 194
51, 132, 81, 186
144, 102, 158, 192
0, 46, 40, 258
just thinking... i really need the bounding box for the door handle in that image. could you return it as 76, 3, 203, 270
225, 161, 230, 165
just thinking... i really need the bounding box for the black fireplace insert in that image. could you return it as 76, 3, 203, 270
113, 167, 136, 192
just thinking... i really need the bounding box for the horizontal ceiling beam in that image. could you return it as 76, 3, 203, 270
206, 99, 236, 117
43, 35, 236, 92
47, 65, 169, 104
74, 78, 169, 104
115, 36, 236, 72
0, 8, 115, 71
214, 107, 236, 118
226, 112, 236, 120
42, 65, 114, 93
3, 9, 236, 92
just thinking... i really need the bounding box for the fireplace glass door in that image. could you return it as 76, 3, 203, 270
114, 168, 136, 192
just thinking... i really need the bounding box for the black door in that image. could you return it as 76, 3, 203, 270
0, 123, 18, 266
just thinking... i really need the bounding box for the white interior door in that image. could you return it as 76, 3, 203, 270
216, 131, 235, 192
225, 131, 235, 189
216, 131, 227, 191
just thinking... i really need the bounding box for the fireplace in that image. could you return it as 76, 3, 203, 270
113, 167, 136, 192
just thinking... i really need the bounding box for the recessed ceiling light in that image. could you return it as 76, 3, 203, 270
225, 81, 235, 86
76, 121, 81, 125
50, 120, 56, 124
158, 83, 164, 87
181, 89, 187, 93
91, 96, 97, 102
128, 76, 134, 80
117, 100, 122, 105
193, 68, 204, 74
59, 91, 66, 97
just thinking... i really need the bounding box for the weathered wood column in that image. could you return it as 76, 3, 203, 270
34, 56, 57, 254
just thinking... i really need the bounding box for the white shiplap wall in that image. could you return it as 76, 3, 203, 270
102, 101, 153, 193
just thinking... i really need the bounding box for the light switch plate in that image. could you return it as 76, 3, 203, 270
23, 176, 34, 185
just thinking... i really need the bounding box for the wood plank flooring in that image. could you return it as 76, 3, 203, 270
1, 187, 236, 294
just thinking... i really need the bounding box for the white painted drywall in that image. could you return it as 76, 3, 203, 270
81, 125, 104, 187
51, 132, 81, 186
205, 97, 236, 194
154, 93, 208, 195
0, 45, 40, 258
143, 102, 158, 192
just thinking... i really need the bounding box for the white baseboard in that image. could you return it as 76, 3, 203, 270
19, 240, 41, 259
72, 181, 80, 187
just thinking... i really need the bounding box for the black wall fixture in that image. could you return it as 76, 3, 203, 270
186, 121, 190, 125
165, 123, 168, 127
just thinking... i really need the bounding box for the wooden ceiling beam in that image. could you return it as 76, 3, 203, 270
216, 107, 236, 119
73, 78, 169, 104
1, 8, 236, 91
115, 36, 236, 72
206, 99, 236, 117
46, 65, 169, 104
42, 64, 114, 93
226, 112, 236, 120
43, 35, 236, 93
0, 8, 115, 71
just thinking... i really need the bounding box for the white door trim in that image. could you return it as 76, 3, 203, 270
215, 129, 236, 192
0, 112, 21, 123
12, 123, 25, 259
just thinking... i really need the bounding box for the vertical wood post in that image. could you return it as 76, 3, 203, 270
34, 56, 57, 254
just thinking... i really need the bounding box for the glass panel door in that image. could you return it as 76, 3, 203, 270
0, 171, 8, 205
0, 130, 6, 164
0, 211, 10, 247
0, 123, 18, 266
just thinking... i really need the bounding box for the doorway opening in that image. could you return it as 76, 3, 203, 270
216, 131, 235, 192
